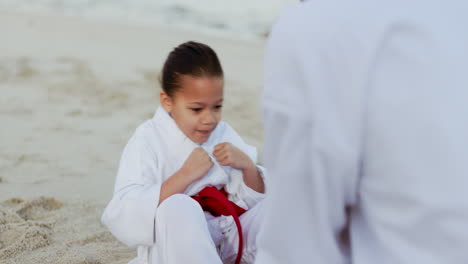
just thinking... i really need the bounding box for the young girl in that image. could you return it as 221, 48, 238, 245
102, 41, 266, 264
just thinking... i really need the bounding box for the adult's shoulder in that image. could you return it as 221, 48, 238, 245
271, 1, 346, 37
271, 0, 390, 44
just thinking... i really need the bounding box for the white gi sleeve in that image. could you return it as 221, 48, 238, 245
101, 129, 161, 247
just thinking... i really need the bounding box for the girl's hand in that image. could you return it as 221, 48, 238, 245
213, 142, 254, 171
180, 147, 214, 183
159, 147, 213, 205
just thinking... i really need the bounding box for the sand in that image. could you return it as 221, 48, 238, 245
0, 9, 265, 264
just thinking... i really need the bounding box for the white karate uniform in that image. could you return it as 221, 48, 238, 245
102, 106, 266, 264
257, 0, 468, 263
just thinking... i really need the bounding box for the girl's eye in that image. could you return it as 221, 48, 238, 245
191, 108, 202, 113
215, 105, 223, 110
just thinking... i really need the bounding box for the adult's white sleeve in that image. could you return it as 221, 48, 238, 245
256, 4, 363, 263
101, 132, 161, 247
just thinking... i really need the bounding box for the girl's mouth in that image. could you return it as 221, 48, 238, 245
197, 129, 212, 135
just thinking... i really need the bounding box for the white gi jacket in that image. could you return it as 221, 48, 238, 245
257, 0, 468, 263
102, 106, 265, 264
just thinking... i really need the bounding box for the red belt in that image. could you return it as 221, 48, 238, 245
192, 186, 246, 264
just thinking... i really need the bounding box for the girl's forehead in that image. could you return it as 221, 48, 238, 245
179, 75, 223, 88
176, 75, 224, 101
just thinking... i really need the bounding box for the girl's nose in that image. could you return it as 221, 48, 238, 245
202, 110, 216, 124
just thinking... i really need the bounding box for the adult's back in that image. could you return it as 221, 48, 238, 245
257, 1, 468, 263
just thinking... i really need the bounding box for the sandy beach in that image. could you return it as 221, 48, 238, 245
0, 9, 265, 264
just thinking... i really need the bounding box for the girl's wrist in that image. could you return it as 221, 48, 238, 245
241, 160, 256, 172
241, 162, 264, 193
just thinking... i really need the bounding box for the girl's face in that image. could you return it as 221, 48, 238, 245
161, 75, 224, 144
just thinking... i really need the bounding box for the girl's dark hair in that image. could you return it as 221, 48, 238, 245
161, 41, 224, 97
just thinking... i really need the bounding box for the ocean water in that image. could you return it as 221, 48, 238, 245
0, 0, 297, 39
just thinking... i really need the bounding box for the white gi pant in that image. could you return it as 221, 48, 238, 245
149, 194, 263, 264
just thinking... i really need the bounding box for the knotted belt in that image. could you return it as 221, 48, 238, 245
192, 186, 246, 264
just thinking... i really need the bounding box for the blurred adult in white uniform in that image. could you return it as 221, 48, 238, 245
257, 0, 468, 263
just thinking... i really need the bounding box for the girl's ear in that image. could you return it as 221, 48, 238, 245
160, 91, 173, 113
